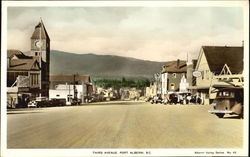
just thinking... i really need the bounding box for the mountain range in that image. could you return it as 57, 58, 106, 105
50, 50, 167, 79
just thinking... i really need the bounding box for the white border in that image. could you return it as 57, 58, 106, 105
1, 1, 249, 157
2, 1, 247, 7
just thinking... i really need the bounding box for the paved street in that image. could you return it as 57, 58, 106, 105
7, 101, 243, 148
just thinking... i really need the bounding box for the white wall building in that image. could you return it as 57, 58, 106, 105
179, 75, 189, 92
49, 84, 89, 104
161, 73, 168, 96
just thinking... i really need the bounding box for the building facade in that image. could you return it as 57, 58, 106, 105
49, 74, 93, 103
7, 20, 50, 108
29, 20, 50, 97
161, 59, 187, 97
193, 46, 243, 105
7, 50, 41, 108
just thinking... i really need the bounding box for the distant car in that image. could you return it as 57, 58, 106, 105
71, 98, 81, 105
150, 96, 163, 104
49, 98, 66, 107
208, 87, 243, 118
162, 98, 169, 105
36, 97, 50, 107
168, 93, 178, 105
27, 100, 37, 108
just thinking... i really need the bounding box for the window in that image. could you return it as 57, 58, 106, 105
35, 74, 38, 85
56, 95, 60, 97
35, 52, 38, 56
36, 74, 39, 85
30, 73, 39, 86
223, 91, 230, 97
218, 92, 223, 96
230, 92, 235, 97
172, 73, 176, 78
170, 83, 175, 90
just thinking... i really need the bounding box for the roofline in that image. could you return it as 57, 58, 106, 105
202, 45, 243, 48
7, 69, 40, 72
161, 71, 187, 74
50, 74, 90, 76
40, 20, 50, 41
195, 47, 210, 71
7, 69, 40, 71
30, 20, 50, 40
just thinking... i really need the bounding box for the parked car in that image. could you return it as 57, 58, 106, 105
71, 98, 81, 105
49, 98, 66, 107
27, 100, 38, 108
36, 97, 50, 107
208, 87, 243, 118
150, 96, 163, 104
168, 93, 178, 105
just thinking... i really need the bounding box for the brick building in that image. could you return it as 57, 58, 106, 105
7, 19, 50, 108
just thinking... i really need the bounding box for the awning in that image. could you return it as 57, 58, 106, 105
7, 87, 18, 93
212, 84, 235, 88
188, 86, 210, 90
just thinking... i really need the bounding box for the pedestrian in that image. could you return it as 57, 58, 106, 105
166, 94, 170, 103
179, 94, 183, 104
197, 96, 201, 104
186, 94, 191, 105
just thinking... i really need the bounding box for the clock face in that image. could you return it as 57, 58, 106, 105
35, 40, 43, 48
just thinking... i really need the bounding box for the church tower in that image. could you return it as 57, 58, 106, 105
30, 19, 50, 97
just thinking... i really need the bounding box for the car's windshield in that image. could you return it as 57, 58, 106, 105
218, 91, 234, 97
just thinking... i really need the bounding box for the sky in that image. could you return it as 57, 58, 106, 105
7, 7, 244, 62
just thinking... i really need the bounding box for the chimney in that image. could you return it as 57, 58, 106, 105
177, 59, 180, 68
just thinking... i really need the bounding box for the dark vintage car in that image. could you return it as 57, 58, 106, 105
150, 96, 163, 104
209, 87, 243, 118
35, 97, 50, 107
49, 98, 66, 107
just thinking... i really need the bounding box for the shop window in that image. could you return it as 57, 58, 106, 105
223, 91, 230, 96
218, 92, 222, 96
230, 92, 235, 97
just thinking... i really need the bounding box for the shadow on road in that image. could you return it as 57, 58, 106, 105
82, 101, 148, 106
223, 115, 242, 119
7, 111, 43, 115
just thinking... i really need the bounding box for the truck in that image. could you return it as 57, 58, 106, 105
208, 87, 243, 118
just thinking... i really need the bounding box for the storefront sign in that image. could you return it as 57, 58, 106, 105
193, 71, 202, 77
17, 75, 30, 87
18, 87, 30, 92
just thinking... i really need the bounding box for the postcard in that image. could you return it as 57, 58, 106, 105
1, 1, 249, 157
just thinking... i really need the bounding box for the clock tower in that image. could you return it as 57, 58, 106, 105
30, 19, 50, 97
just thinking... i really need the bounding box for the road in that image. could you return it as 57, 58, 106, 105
7, 101, 243, 148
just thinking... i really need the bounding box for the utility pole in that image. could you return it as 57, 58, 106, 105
73, 74, 76, 99
39, 18, 42, 97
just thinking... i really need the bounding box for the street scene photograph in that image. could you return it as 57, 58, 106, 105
1, 1, 249, 157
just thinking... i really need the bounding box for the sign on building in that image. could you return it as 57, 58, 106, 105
17, 75, 30, 87
193, 71, 202, 78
